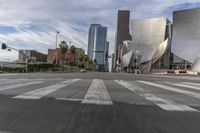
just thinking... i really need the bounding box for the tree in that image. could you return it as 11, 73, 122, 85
59, 40, 68, 65
70, 45, 76, 65
88, 59, 93, 65
79, 54, 84, 62
84, 55, 89, 62
70, 45, 76, 54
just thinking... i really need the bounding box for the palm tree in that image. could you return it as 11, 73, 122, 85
79, 54, 84, 62
70, 45, 76, 65
59, 40, 68, 65
88, 59, 93, 65
84, 55, 89, 62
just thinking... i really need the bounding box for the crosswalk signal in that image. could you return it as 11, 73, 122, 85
1, 43, 7, 50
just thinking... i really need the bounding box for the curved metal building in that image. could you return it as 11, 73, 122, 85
121, 17, 170, 73
172, 8, 200, 72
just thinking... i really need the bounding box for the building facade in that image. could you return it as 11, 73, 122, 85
114, 10, 131, 71
18, 50, 47, 64
105, 41, 109, 72
93, 26, 107, 71
47, 48, 84, 65
87, 24, 109, 71
112, 8, 200, 73
171, 8, 200, 72
121, 17, 171, 73
87, 24, 102, 60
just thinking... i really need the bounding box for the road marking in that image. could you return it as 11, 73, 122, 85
13, 79, 80, 100
171, 83, 200, 91
138, 81, 200, 99
0, 79, 31, 85
56, 98, 82, 101
82, 79, 113, 105
0, 131, 13, 133
0, 81, 43, 91
182, 82, 200, 87
116, 80, 198, 112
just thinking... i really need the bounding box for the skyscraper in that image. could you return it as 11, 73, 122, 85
87, 24, 101, 60
87, 24, 108, 71
105, 41, 109, 71
114, 10, 131, 70
93, 26, 107, 71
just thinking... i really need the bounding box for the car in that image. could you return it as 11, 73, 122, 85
80, 69, 86, 73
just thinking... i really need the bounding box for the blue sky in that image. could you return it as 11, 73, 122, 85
0, 0, 200, 61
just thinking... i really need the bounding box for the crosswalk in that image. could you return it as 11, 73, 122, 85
0, 78, 200, 112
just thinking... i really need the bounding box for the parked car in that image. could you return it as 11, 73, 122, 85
80, 69, 86, 73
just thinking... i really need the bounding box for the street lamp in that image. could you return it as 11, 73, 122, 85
54, 31, 60, 65
55, 31, 60, 49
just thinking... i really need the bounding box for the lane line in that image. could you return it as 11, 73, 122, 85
171, 83, 200, 91
0, 79, 32, 85
0, 81, 43, 91
13, 79, 80, 100
115, 80, 198, 112
82, 79, 113, 105
138, 81, 200, 99
182, 82, 200, 87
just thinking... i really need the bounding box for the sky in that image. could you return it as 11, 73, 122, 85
0, 0, 200, 62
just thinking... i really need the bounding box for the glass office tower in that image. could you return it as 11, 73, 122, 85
93, 26, 107, 71
87, 24, 101, 60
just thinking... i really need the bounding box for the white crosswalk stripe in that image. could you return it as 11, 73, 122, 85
0, 81, 43, 91
138, 80, 200, 99
182, 82, 200, 87
13, 79, 80, 100
0, 79, 31, 85
170, 83, 200, 91
0, 78, 199, 111
82, 79, 113, 105
116, 80, 198, 112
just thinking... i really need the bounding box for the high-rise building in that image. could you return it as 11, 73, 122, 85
114, 10, 131, 70
93, 26, 107, 71
111, 53, 115, 72
87, 24, 101, 60
87, 24, 109, 71
105, 41, 109, 71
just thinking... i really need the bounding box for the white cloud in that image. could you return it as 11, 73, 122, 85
0, 0, 199, 61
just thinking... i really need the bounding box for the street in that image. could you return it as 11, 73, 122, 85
0, 72, 200, 133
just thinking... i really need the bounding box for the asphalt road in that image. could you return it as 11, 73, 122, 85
0, 72, 200, 133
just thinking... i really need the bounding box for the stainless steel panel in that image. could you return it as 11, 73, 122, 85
172, 8, 200, 63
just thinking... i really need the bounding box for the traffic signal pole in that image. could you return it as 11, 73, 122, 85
1, 43, 29, 73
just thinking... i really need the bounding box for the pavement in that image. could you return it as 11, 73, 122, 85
0, 72, 200, 133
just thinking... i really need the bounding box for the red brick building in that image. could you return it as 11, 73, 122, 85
47, 48, 84, 65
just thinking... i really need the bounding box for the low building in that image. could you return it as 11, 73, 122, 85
18, 50, 47, 64
47, 48, 85, 65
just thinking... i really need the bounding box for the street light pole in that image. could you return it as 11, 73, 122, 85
55, 31, 60, 49
55, 31, 60, 65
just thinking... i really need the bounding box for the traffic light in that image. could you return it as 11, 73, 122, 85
1, 43, 7, 50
